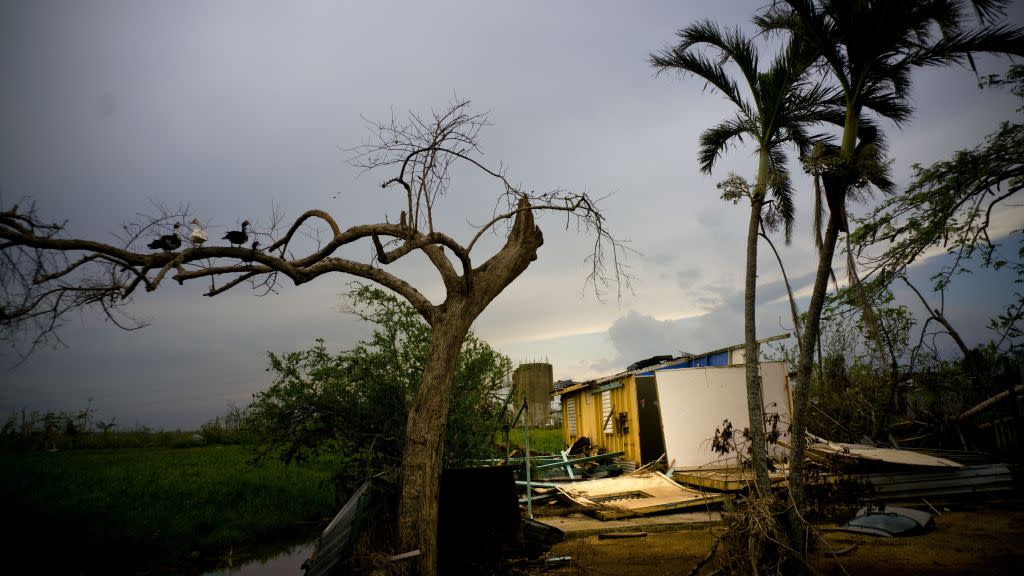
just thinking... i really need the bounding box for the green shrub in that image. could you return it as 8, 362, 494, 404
245, 284, 512, 501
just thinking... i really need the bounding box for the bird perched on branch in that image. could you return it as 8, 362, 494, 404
247, 240, 261, 263
188, 219, 208, 246
147, 223, 182, 252
222, 220, 250, 247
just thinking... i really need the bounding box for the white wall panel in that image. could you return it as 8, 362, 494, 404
654, 362, 792, 470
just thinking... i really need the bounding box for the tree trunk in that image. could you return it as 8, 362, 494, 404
396, 309, 474, 576
744, 194, 771, 497
787, 107, 861, 557
787, 211, 841, 552
394, 197, 544, 576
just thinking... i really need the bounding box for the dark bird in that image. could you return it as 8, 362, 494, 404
222, 220, 250, 247
147, 223, 182, 252
248, 240, 261, 263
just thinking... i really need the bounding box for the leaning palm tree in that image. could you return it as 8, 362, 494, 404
755, 0, 1024, 540
651, 21, 835, 497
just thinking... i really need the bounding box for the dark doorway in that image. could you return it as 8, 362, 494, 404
636, 376, 666, 464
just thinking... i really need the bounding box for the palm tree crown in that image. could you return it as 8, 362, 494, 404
756, 0, 1024, 149
651, 20, 837, 242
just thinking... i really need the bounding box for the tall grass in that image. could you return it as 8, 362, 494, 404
0, 446, 337, 574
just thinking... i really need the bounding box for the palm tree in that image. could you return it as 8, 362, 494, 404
651, 21, 834, 496
755, 0, 1024, 527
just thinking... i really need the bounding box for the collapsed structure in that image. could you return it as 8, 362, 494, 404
546, 335, 1013, 508
553, 336, 791, 471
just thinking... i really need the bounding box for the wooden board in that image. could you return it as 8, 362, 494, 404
673, 467, 789, 492
555, 471, 729, 520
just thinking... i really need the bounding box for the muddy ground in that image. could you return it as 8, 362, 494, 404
539, 498, 1024, 575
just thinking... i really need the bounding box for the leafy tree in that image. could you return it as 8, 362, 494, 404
855, 64, 1024, 356
755, 1, 1024, 539
651, 21, 833, 497
245, 284, 512, 500
806, 285, 915, 440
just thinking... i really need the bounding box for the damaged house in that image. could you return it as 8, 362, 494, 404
553, 336, 792, 473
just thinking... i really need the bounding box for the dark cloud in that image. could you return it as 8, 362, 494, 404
1, 0, 1019, 427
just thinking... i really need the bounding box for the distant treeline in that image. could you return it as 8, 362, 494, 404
0, 402, 250, 451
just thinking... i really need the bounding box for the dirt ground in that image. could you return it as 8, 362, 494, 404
539, 498, 1024, 575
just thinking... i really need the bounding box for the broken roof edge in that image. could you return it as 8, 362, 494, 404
552, 333, 791, 397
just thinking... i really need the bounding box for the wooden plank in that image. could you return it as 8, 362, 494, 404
672, 468, 788, 492
591, 493, 729, 520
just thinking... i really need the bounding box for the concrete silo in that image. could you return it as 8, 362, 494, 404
513, 363, 554, 427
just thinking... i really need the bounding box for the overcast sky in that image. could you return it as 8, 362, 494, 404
2, 1, 1022, 429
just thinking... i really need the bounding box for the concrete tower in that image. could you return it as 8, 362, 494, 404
513, 363, 554, 427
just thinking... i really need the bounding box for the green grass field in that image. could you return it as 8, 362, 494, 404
1, 446, 338, 574
503, 426, 566, 454
1, 426, 568, 573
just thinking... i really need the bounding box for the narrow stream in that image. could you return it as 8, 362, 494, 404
201, 540, 316, 576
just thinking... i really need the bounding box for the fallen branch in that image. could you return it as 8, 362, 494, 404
958, 384, 1024, 422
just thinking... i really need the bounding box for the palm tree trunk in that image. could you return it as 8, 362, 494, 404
787, 210, 841, 551
744, 190, 771, 497
789, 107, 861, 546
397, 309, 473, 576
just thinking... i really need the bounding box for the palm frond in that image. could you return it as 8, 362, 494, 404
678, 20, 762, 94
698, 116, 754, 174
766, 147, 796, 243
650, 46, 750, 113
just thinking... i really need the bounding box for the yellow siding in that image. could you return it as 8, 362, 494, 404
559, 375, 644, 465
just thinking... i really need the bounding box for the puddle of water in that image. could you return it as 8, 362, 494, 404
202, 540, 316, 576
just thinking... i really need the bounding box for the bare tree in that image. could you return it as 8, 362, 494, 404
0, 99, 630, 576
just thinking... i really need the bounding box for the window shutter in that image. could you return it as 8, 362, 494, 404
601, 390, 613, 434
566, 397, 577, 437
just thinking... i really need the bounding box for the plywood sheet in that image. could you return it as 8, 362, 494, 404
555, 471, 727, 520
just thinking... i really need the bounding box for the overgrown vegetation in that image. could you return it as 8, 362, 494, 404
0, 446, 336, 574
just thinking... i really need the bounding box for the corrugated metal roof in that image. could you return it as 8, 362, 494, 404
552, 333, 790, 397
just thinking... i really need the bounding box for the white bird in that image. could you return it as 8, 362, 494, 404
188, 219, 208, 246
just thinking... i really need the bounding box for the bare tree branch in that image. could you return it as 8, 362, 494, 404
1, 98, 631, 356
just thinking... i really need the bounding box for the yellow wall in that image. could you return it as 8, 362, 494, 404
560, 375, 643, 465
